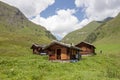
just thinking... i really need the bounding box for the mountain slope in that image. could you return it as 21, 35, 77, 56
62, 21, 103, 44
85, 13, 120, 54
85, 14, 120, 43
0, 1, 56, 56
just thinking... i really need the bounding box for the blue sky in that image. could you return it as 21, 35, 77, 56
40, 0, 85, 21
1, 0, 120, 40
41, 0, 76, 18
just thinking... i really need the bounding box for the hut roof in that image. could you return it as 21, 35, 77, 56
31, 43, 46, 49
75, 41, 96, 49
44, 40, 80, 50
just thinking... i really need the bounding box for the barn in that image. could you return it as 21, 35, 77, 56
44, 41, 81, 61
75, 41, 96, 55
31, 44, 46, 55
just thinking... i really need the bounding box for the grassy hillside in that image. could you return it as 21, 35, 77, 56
85, 15, 119, 43
0, 1, 56, 56
85, 13, 120, 54
62, 21, 102, 44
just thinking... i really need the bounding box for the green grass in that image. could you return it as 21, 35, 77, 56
0, 48, 120, 80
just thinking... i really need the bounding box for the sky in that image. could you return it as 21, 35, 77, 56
1, 0, 120, 40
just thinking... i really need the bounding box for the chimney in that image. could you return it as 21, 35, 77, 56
71, 43, 74, 46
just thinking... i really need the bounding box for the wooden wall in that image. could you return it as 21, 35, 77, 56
47, 44, 69, 60
80, 46, 94, 55
76, 43, 95, 55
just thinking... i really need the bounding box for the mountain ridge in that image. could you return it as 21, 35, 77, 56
0, 1, 56, 41
0, 1, 56, 55
61, 21, 103, 44
85, 13, 120, 43
61, 14, 119, 45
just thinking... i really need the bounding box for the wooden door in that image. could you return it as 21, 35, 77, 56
57, 49, 61, 59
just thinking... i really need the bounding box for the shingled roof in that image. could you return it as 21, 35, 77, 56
44, 40, 80, 50
31, 43, 46, 49
75, 41, 96, 49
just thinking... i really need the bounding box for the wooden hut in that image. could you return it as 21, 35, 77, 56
44, 41, 81, 61
75, 41, 96, 55
31, 44, 45, 55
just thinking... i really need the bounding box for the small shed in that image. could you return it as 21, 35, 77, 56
44, 41, 81, 61
31, 44, 45, 55
75, 41, 96, 55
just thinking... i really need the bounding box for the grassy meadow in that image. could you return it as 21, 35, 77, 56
0, 41, 120, 80
0, 1, 120, 80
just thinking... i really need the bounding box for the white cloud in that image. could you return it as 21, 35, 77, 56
31, 9, 82, 38
75, 0, 120, 21
74, 19, 91, 30
0, 0, 55, 18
